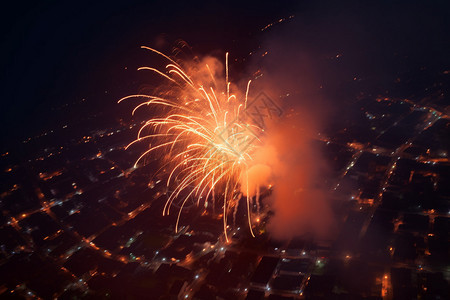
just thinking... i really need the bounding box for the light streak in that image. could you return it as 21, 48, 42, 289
120, 47, 262, 241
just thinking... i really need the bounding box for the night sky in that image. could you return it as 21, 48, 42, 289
0, 1, 294, 145
1, 0, 449, 145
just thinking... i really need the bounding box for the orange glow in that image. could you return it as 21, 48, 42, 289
120, 47, 261, 242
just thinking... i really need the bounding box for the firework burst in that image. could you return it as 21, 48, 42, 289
119, 46, 263, 241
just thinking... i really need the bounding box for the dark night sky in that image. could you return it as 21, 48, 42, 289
1, 0, 449, 146
0, 0, 298, 144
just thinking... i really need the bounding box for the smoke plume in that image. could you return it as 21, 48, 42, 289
241, 108, 334, 240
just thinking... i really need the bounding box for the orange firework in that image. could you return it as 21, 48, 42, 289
119, 46, 262, 241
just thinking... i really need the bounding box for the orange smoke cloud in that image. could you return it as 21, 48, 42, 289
244, 109, 334, 240
239, 164, 272, 197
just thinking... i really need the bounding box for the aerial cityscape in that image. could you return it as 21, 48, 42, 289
1, 1, 449, 299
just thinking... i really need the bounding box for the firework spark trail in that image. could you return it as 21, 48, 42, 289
119, 46, 263, 241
